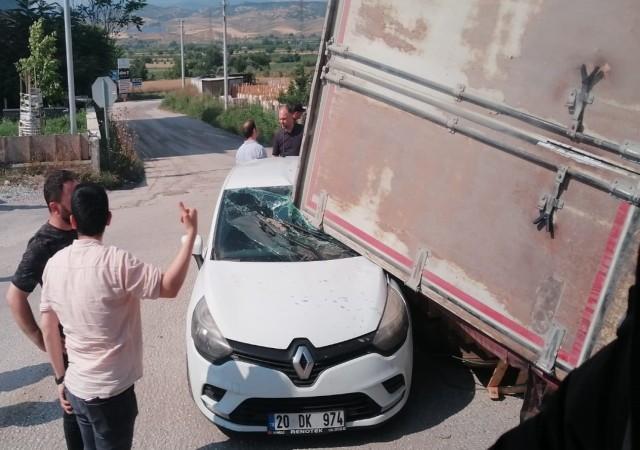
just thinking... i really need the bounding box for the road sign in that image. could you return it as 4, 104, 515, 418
91, 76, 117, 108
132, 78, 142, 88
109, 70, 119, 81
118, 80, 132, 94
118, 68, 130, 79
117, 58, 130, 68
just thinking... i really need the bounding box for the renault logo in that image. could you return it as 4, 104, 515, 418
292, 345, 314, 380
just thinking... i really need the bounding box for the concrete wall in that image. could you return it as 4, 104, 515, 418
0, 107, 101, 171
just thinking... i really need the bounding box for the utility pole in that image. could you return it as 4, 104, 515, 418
180, 20, 185, 88
222, 0, 228, 110
63, 0, 77, 133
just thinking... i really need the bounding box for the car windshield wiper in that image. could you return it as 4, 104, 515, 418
259, 217, 324, 260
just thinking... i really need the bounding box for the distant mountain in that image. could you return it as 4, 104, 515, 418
125, 1, 328, 42
140, 1, 327, 21
147, 0, 308, 11
0, 0, 328, 41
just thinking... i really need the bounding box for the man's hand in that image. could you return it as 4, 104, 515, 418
58, 384, 73, 415
179, 201, 197, 237
159, 202, 199, 298
6, 283, 46, 352
29, 327, 46, 352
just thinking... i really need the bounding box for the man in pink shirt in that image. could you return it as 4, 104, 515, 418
40, 182, 197, 450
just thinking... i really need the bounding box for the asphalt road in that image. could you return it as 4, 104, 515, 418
0, 100, 523, 449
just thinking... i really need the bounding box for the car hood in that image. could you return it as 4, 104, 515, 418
198, 256, 387, 349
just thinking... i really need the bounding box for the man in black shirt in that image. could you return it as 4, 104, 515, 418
6, 169, 83, 450
272, 104, 304, 157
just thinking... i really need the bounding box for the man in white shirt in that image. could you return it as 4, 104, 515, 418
236, 119, 267, 164
40, 182, 197, 450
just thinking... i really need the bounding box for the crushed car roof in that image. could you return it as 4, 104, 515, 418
225, 156, 299, 190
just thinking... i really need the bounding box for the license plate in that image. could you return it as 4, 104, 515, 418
268, 410, 345, 434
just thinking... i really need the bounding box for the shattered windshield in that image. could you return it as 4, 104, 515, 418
213, 186, 358, 262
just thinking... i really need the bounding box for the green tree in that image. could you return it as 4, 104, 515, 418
231, 55, 247, 73
277, 64, 311, 107
248, 52, 271, 71
130, 57, 149, 80
199, 46, 223, 76
56, 20, 120, 98
76, 0, 147, 36
168, 56, 189, 78
0, 0, 57, 107
15, 18, 62, 105
0, 0, 121, 107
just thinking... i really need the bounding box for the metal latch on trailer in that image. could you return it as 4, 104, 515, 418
533, 166, 568, 234
566, 65, 604, 138
407, 247, 429, 291
535, 323, 567, 374
311, 190, 329, 229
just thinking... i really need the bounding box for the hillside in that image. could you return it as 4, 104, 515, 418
123, 1, 328, 42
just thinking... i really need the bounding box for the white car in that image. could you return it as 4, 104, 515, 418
185, 156, 413, 434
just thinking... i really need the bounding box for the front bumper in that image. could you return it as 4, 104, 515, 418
186, 332, 413, 433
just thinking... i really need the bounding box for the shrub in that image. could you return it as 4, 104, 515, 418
43, 111, 88, 134
0, 111, 87, 136
162, 90, 279, 145
99, 120, 145, 187
0, 119, 18, 136
0, 112, 142, 191
216, 103, 279, 146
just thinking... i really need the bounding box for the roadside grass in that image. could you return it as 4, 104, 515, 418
0, 111, 88, 137
0, 111, 144, 191
161, 88, 279, 145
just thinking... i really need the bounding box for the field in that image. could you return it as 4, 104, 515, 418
135, 78, 183, 93
131, 77, 290, 101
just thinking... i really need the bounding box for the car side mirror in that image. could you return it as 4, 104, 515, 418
182, 234, 204, 269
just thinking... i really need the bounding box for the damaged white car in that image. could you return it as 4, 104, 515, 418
185, 156, 413, 434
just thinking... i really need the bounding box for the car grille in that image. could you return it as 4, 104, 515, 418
223, 333, 377, 386
228, 393, 382, 426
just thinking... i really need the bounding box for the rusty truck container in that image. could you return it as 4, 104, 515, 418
294, 0, 640, 380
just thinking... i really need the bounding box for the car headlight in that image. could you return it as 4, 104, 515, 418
191, 297, 232, 362
372, 283, 409, 355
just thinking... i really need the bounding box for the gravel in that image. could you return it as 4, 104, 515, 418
0, 179, 45, 206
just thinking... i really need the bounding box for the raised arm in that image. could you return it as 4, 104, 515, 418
159, 202, 198, 298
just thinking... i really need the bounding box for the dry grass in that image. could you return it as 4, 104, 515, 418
138, 79, 184, 93
146, 62, 173, 69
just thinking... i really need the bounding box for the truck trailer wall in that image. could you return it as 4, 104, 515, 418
295, 0, 640, 379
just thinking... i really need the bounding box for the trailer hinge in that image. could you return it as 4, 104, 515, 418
565, 64, 604, 138
619, 140, 640, 163
446, 117, 459, 134
535, 323, 566, 374
533, 166, 568, 234
311, 190, 329, 230
324, 37, 335, 56
407, 247, 429, 291
455, 84, 465, 102
610, 180, 640, 206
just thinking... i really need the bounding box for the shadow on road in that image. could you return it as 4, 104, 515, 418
0, 363, 51, 393
0, 204, 46, 212
0, 400, 60, 428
